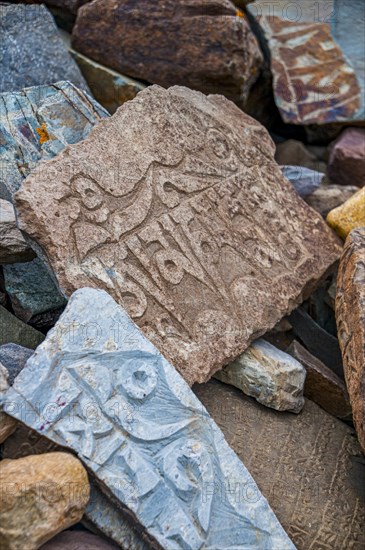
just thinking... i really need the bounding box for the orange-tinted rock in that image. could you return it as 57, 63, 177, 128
328, 128, 365, 188
336, 227, 365, 453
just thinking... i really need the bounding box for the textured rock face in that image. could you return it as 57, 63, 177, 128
194, 379, 365, 550
0, 80, 108, 201
306, 184, 359, 218
71, 0, 263, 104
14, 85, 341, 384
336, 228, 365, 453
3, 258, 66, 323
0, 343, 33, 385
70, 50, 146, 114
0, 453, 90, 550
328, 128, 365, 188
214, 338, 306, 413
41, 531, 119, 550
3, 287, 296, 550
281, 166, 323, 198
0, 305, 44, 349
287, 340, 351, 419
0, 200, 35, 263
0, 5, 88, 94
326, 187, 365, 240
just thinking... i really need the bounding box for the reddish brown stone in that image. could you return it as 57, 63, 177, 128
336, 227, 365, 453
328, 128, 365, 188
14, 85, 341, 385
71, 0, 263, 104
287, 340, 351, 419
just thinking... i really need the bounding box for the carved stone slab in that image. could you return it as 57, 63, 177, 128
0, 80, 108, 201
194, 379, 365, 550
14, 85, 341, 384
3, 287, 295, 549
336, 227, 365, 453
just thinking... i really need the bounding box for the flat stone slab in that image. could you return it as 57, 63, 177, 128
14, 85, 341, 384
3, 287, 295, 549
0, 80, 108, 201
0, 200, 35, 263
194, 379, 365, 550
336, 227, 365, 454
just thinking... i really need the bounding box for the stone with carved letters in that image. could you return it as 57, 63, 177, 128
336, 227, 365, 454
14, 85, 341, 384
3, 287, 296, 549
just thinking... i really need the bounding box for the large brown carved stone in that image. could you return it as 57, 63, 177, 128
71, 0, 263, 104
336, 227, 365, 454
194, 379, 365, 550
14, 85, 341, 385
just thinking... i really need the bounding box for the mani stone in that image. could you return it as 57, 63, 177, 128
194, 379, 365, 550
326, 186, 365, 240
214, 338, 306, 413
41, 531, 119, 550
0, 4, 88, 94
3, 258, 67, 323
0, 453, 90, 550
0, 80, 108, 202
71, 0, 263, 104
0, 200, 35, 264
305, 184, 359, 218
3, 287, 296, 550
14, 85, 341, 385
287, 340, 351, 419
0, 305, 44, 349
336, 227, 365, 454
280, 166, 323, 198
328, 128, 365, 188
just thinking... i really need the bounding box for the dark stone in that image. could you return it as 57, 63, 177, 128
327, 128, 365, 188
0, 305, 44, 349
0, 343, 33, 385
40, 530, 119, 550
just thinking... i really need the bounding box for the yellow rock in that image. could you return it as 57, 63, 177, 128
326, 187, 365, 239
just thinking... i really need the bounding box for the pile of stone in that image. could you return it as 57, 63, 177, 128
1, 1, 364, 549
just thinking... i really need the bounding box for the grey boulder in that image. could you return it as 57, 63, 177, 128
281, 166, 324, 198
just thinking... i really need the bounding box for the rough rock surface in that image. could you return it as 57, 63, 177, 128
16, 0, 91, 16
194, 379, 365, 550
214, 338, 306, 412
0, 4, 88, 94
336, 228, 365, 454
71, 50, 146, 114
3, 258, 67, 323
281, 166, 323, 197
0, 364, 17, 443
0, 453, 90, 549
326, 187, 365, 240
3, 287, 296, 550
306, 184, 359, 217
71, 0, 263, 104
0, 305, 44, 349
14, 85, 341, 384
0, 80, 108, 201
41, 531, 119, 550
0, 200, 35, 263
287, 340, 351, 419
328, 128, 365, 188
0, 343, 32, 385
275, 139, 326, 172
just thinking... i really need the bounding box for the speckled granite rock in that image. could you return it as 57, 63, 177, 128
3, 287, 296, 549
14, 85, 341, 385
214, 338, 306, 413
281, 166, 324, 197
0, 4, 88, 94
0, 80, 108, 202
0, 200, 35, 263
328, 128, 365, 187
0, 343, 33, 385
0, 305, 44, 349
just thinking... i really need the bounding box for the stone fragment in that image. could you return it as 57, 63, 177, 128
14, 85, 341, 384
194, 379, 365, 550
0, 4, 89, 94
3, 258, 67, 323
41, 531, 119, 550
0, 453, 90, 550
281, 165, 324, 197
305, 184, 359, 217
288, 307, 343, 378
0, 364, 17, 444
70, 50, 146, 114
275, 139, 326, 172
287, 340, 351, 419
0, 80, 108, 202
71, 0, 263, 104
336, 227, 365, 453
0, 343, 33, 385
214, 338, 306, 413
3, 287, 296, 549
0, 305, 44, 349
326, 187, 365, 239
248, 1, 362, 125
0, 200, 35, 264
328, 128, 365, 187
